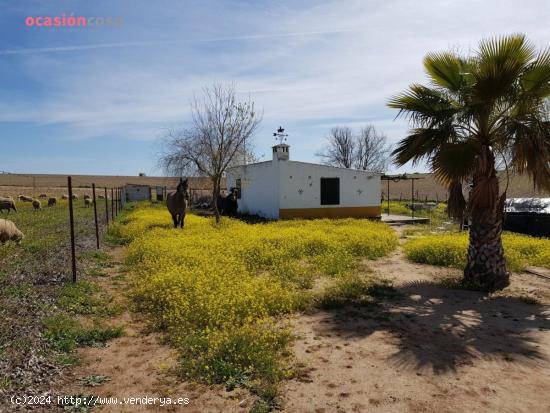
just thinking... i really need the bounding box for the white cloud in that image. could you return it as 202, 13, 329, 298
1, 0, 549, 173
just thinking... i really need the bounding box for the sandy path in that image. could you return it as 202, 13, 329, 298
281, 238, 550, 412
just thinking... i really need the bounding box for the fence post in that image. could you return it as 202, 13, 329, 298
387, 179, 390, 216
411, 179, 415, 219
111, 188, 114, 219
92, 183, 99, 249
104, 187, 109, 225
67, 176, 77, 283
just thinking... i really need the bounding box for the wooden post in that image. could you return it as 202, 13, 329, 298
411, 179, 415, 219
387, 179, 390, 216
104, 187, 109, 225
67, 177, 77, 283
92, 184, 99, 249
111, 188, 114, 219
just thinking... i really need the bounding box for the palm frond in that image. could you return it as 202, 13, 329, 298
509, 116, 550, 191
474, 34, 534, 100
424, 52, 465, 92
521, 48, 550, 98
431, 140, 479, 185
388, 84, 457, 127
447, 180, 466, 220
391, 124, 455, 166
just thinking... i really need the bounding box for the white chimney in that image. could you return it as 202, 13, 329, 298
272, 144, 290, 161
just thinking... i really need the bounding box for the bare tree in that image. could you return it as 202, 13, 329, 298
316, 126, 355, 168
316, 124, 390, 172
159, 83, 261, 223
355, 125, 390, 172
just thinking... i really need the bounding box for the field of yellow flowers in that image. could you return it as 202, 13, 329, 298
404, 232, 550, 272
109, 204, 398, 393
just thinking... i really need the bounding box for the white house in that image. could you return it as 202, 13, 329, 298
226, 143, 381, 219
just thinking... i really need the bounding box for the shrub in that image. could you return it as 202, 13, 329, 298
404, 232, 550, 271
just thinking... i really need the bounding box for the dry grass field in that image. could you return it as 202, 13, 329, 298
0, 173, 220, 198
1, 172, 547, 202
382, 172, 550, 201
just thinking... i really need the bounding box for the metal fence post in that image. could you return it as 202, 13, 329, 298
92, 183, 99, 249
111, 188, 115, 218
67, 176, 77, 283
104, 187, 109, 225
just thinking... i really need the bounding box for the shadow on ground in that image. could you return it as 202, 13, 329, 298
318, 281, 550, 375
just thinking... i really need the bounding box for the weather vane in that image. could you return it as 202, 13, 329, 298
273, 126, 288, 145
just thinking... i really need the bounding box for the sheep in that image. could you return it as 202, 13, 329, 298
18, 195, 33, 202
61, 194, 69, 200
98, 195, 105, 200
47, 197, 57, 207
32, 199, 42, 211
84, 198, 94, 208
72, 194, 79, 200
0, 197, 17, 213
83, 194, 91, 200
38, 193, 48, 198
0, 219, 24, 244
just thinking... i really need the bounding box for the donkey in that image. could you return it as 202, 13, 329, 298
167, 178, 190, 228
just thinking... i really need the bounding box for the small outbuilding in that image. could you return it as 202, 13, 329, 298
504, 198, 550, 237
226, 143, 381, 220
124, 184, 151, 202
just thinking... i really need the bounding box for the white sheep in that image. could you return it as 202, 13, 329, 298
84, 198, 94, 208
0, 219, 24, 244
0, 197, 17, 213
19, 195, 33, 202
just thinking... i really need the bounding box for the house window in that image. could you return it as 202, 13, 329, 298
320, 177, 340, 205
235, 179, 242, 199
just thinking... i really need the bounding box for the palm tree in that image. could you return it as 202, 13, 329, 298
388, 34, 550, 292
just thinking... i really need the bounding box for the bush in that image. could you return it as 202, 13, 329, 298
404, 232, 550, 271
112, 207, 398, 388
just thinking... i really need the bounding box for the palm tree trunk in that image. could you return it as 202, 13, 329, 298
463, 207, 509, 292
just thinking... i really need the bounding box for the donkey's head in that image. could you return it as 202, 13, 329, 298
177, 178, 190, 200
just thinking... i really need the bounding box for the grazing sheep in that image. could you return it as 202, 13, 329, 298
38, 193, 48, 198
72, 194, 79, 200
84, 198, 93, 207
0, 219, 24, 244
98, 195, 105, 199
0, 197, 17, 213
32, 199, 41, 211
47, 197, 57, 207
61, 194, 69, 200
83, 194, 91, 200
19, 195, 33, 202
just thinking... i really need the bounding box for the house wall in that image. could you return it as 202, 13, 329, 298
278, 161, 381, 218
226, 162, 279, 219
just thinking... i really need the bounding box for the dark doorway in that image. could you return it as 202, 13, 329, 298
321, 177, 340, 205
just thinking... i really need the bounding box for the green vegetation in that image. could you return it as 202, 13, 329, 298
110, 204, 398, 403
0, 198, 117, 393
404, 232, 550, 272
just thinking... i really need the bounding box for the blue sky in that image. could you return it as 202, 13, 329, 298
0, 0, 548, 176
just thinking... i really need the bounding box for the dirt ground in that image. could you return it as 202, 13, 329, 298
58, 229, 550, 413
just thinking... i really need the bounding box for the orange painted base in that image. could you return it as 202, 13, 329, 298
279, 206, 381, 219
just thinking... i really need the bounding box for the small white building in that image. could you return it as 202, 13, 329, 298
124, 184, 151, 202
226, 143, 381, 219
